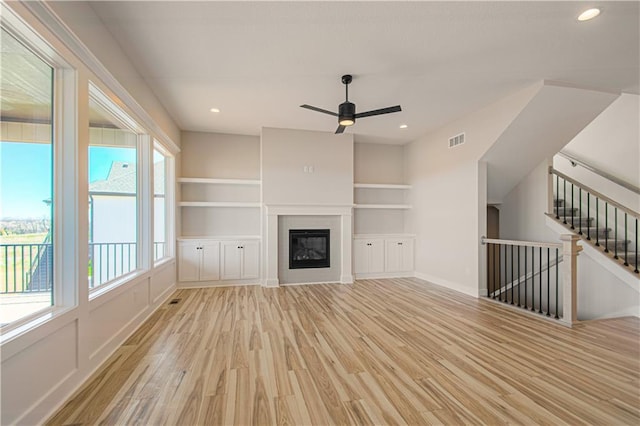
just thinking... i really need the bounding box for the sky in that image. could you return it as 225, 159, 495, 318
1, 142, 136, 219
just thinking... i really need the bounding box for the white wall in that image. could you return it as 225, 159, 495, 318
180, 131, 260, 179
354, 142, 405, 184
261, 127, 353, 206
405, 84, 540, 296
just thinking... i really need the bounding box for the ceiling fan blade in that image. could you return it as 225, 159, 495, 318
335, 125, 346, 134
300, 104, 338, 117
355, 105, 402, 119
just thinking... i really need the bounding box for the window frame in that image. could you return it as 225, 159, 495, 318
152, 141, 174, 264
87, 82, 147, 294
0, 12, 78, 334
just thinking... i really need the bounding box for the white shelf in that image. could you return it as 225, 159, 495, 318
354, 204, 412, 209
179, 201, 261, 208
178, 177, 261, 185
354, 183, 412, 189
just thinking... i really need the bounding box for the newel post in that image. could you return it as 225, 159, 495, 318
560, 234, 582, 326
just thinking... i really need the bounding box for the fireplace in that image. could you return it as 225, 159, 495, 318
289, 229, 330, 269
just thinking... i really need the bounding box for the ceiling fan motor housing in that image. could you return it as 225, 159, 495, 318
339, 102, 356, 125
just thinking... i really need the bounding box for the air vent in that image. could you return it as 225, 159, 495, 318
449, 132, 465, 148
168, 298, 181, 305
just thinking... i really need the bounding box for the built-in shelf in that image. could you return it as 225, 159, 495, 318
354, 183, 412, 189
354, 204, 412, 209
178, 177, 261, 185
179, 201, 261, 208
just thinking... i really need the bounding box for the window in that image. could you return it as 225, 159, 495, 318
153, 145, 169, 262
0, 28, 54, 325
88, 86, 143, 289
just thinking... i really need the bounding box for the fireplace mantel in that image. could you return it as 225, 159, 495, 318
264, 204, 353, 287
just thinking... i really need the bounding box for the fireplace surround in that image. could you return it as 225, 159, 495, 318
264, 204, 353, 286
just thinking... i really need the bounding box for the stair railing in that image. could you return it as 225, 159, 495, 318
550, 167, 639, 274
482, 235, 581, 326
557, 151, 640, 195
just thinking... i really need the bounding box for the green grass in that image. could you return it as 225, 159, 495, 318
0, 233, 48, 292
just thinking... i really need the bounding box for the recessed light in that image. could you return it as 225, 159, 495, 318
578, 8, 600, 21
210, 108, 220, 113
399, 124, 408, 129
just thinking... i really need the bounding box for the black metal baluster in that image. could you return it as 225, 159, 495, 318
587, 193, 591, 240
563, 179, 567, 224
604, 203, 609, 253
595, 197, 600, 246
21, 246, 25, 292
555, 174, 560, 219
614, 207, 619, 259
531, 246, 536, 312
578, 188, 583, 235
555, 248, 559, 319
502, 244, 506, 301
547, 247, 551, 317
517, 245, 521, 307
510, 245, 514, 304
571, 184, 575, 229
635, 219, 639, 274
491, 244, 496, 297
494, 244, 498, 299
524, 247, 528, 310
539, 247, 543, 314
624, 214, 629, 266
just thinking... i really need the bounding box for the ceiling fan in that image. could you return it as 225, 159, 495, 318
300, 74, 402, 134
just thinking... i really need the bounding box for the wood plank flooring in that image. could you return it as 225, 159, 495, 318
48, 278, 640, 425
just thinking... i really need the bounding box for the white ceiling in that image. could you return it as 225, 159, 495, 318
87, 1, 640, 145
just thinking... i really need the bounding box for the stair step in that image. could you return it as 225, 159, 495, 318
554, 198, 565, 207
598, 240, 633, 252
559, 217, 594, 227
554, 207, 578, 215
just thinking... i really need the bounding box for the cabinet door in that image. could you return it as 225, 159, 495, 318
200, 241, 220, 281
385, 239, 413, 272
385, 239, 403, 272
369, 240, 385, 274
353, 239, 370, 273
241, 241, 260, 279
221, 241, 242, 280
178, 242, 200, 282
400, 239, 414, 272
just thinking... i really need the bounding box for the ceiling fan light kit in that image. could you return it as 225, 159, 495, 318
301, 74, 402, 134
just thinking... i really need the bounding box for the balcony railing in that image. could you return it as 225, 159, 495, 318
1, 241, 168, 293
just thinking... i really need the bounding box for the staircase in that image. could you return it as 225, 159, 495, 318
549, 168, 639, 276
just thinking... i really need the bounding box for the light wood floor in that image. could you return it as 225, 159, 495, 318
48, 278, 640, 425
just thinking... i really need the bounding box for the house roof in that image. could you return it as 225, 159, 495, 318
74, 1, 639, 145
89, 161, 165, 196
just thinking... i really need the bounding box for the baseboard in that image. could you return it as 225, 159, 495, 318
354, 271, 414, 280
177, 279, 260, 288
340, 274, 354, 284
414, 271, 479, 297
264, 278, 280, 288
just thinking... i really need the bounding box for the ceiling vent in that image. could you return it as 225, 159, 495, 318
449, 132, 465, 148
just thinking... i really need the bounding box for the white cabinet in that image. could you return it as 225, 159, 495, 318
354, 238, 385, 274
221, 240, 260, 280
385, 238, 414, 273
354, 235, 414, 278
178, 240, 220, 282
